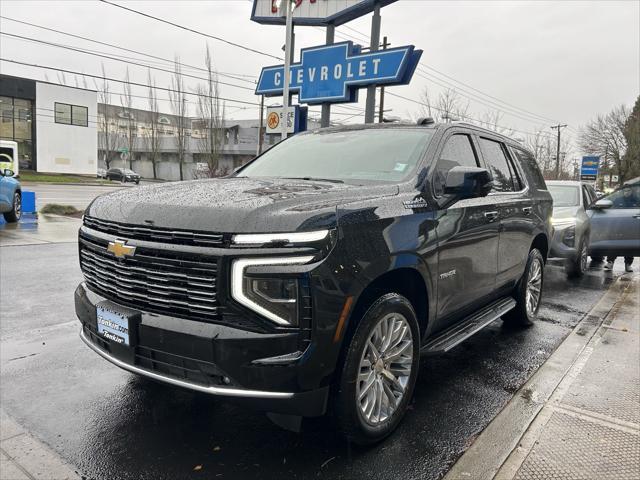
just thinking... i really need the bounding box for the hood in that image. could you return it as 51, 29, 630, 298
86, 177, 398, 233
552, 206, 580, 219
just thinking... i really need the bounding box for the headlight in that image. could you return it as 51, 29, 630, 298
232, 230, 329, 245
562, 226, 576, 247
231, 256, 314, 326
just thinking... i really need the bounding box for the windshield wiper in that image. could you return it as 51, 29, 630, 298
282, 176, 344, 184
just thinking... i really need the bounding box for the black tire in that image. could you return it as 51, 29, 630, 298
503, 249, 544, 327
566, 238, 588, 278
333, 293, 420, 445
3, 191, 21, 223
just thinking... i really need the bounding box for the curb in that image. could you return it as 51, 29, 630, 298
0, 411, 80, 480
443, 273, 633, 480
20, 182, 130, 187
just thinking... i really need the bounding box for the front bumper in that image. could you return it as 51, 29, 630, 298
75, 283, 329, 417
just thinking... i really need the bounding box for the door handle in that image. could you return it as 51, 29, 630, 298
633, 214, 640, 219
522, 206, 533, 215
484, 211, 499, 222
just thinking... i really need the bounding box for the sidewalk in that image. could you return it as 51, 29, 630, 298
446, 273, 639, 480
0, 411, 79, 480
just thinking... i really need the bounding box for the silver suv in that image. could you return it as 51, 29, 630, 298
547, 180, 598, 277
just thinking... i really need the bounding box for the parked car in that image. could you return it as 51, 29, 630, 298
97, 168, 107, 179
588, 177, 640, 262
547, 180, 598, 277
75, 121, 552, 444
0, 168, 22, 223
106, 168, 140, 184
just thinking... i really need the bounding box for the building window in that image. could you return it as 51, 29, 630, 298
72, 105, 88, 127
55, 102, 88, 127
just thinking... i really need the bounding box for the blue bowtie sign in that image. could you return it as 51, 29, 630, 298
256, 41, 423, 105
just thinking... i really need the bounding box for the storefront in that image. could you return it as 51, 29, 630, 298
0, 75, 36, 170
0, 74, 97, 174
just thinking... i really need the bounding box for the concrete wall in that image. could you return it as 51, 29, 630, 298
36, 82, 97, 175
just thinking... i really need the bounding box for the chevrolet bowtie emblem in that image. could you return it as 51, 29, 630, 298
107, 239, 136, 258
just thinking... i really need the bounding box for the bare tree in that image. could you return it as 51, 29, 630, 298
578, 105, 630, 181
95, 63, 120, 170
169, 56, 189, 181
420, 87, 469, 123
120, 67, 136, 171
144, 69, 161, 180
479, 110, 515, 137
525, 128, 573, 179
195, 45, 226, 177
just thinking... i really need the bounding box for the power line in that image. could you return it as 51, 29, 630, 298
412, 67, 557, 127
1, 32, 256, 92
329, 24, 563, 126
0, 58, 261, 107
418, 64, 559, 124
385, 91, 557, 140
0, 15, 257, 84
99, 0, 283, 61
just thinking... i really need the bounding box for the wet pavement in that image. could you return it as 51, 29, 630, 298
20, 182, 144, 211
0, 235, 627, 480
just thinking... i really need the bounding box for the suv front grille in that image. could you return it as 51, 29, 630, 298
79, 231, 220, 321
83, 216, 224, 247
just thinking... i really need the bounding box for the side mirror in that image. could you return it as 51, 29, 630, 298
592, 199, 613, 210
2, 169, 15, 177
444, 166, 493, 199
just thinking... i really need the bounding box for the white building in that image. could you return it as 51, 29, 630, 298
1, 74, 97, 174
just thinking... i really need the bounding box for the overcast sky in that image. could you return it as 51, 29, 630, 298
1, 0, 638, 151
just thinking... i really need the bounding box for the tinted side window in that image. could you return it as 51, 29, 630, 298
511, 147, 547, 190
479, 138, 515, 192
433, 134, 478, 197
606, 185, 640, 209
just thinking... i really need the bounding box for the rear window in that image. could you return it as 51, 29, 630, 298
479, 138, 519, 192
511, 147, 546, 190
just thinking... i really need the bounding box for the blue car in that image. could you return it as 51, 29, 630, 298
0, 167, 21, 223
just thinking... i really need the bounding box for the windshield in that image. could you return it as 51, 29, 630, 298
239, 129, 434, 183
123, 169, 136, 175
548, 185, 580, 207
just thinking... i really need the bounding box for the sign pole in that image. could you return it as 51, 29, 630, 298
320, 24, 335, 128
364, 3, 381, 124
281, 0, 293, 141
378, 35, 389, 123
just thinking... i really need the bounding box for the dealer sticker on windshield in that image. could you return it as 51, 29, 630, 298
97, 306, 130, 346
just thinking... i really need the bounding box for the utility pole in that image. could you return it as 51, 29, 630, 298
364, 3, 381, 124
550, 124, 567, 179
257, 94, 264, 156
377, 36, 390, 123
281, 0, 294, 140
320, 24, 335, 128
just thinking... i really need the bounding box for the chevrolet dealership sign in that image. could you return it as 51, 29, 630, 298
251, 0, 398, 26
256, 41, 422, 104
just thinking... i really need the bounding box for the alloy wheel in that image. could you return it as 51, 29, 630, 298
526, 258, 543, 316
14, 193, 21, 220
356, 312, 413, 426
580, 244, 588, 273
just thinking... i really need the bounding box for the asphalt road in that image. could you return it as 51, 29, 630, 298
0, 238, 627, 480
22, 182, 144, 210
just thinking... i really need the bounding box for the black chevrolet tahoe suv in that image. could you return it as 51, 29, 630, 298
75, 121, 552, 444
